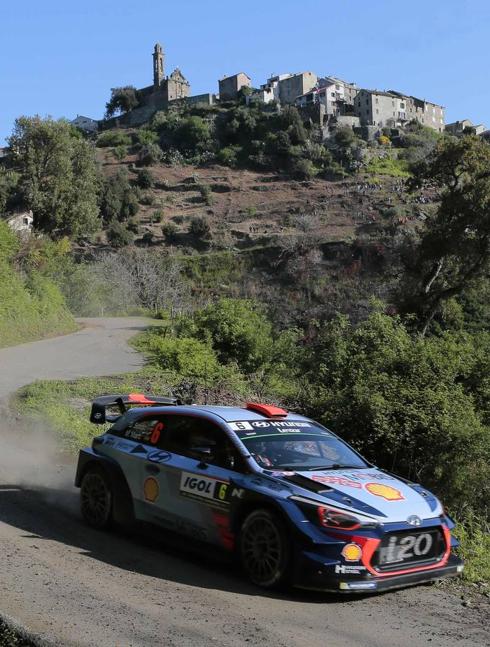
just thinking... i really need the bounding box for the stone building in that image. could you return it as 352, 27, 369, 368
138, 44, 190, 110
445, 119, 486, 136
389, 91, 445, 131
270, 72, 317, 104
296, 76, 358, 116
219, 73, 252, 100
354, 89, 445, 131
6, 210, 33, 235
71, 115, 98, 134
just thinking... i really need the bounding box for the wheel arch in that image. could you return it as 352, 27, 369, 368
230, 493, 296, 537
76, 448, 135, 525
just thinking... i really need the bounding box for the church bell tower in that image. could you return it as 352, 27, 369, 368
153, 43, 164, 88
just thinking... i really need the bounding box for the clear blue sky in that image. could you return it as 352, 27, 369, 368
1, 0, 489, 145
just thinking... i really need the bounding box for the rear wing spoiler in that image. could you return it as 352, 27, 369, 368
90, 393, 179, 425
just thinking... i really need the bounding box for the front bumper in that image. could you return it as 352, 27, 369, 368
294, 552, 464, 594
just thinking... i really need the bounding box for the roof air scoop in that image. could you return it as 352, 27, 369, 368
245, 402, 288, 418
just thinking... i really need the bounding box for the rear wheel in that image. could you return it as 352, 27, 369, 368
80, 468, 113, 529
239, 509, 291, 588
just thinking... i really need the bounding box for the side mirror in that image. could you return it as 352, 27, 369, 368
191, 446, 213, 459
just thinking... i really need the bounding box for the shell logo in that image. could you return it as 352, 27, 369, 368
365, 482, 404, 501
144, 477, 160, 503
341, 543, 363, 562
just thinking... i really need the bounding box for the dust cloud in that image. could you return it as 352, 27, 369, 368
0, 406, 78, 512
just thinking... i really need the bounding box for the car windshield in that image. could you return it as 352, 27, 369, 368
232, 421, 368, 471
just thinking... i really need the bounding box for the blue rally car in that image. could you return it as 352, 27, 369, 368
75, 394, 464, 593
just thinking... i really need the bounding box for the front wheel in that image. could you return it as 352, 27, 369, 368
239, 509, 291, 589
80, 468, 113, 529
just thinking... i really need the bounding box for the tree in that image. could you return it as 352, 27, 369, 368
298, 310, 490, 512
105, 87, 140, 118
100, 170, 139, 222
400, 136, 490, 335
8, 117, 100, 238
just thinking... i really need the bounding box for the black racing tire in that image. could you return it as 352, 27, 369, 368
239, 508, 291, 589
80, 466, 113, 530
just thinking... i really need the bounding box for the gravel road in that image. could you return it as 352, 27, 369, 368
0, 318, 488, 647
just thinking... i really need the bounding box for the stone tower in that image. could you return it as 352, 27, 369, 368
153, 43, 164, 88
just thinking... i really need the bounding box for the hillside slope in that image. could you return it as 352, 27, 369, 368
0, 222, 76, 348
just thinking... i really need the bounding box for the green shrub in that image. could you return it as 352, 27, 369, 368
189, 298, 274, 373
139, 143, 163, 166
217, 145, 241, 167
140, 334, 221, 379
162, 222, 178, 241
139, 192, 155, 206
97, 130, 131, 148
198, 183, 213, 205
189, 216, 211, 239
107, 221, 133, 247
113, 145, 128, 160
136, 129, 159, 146
136, 168, 154, 189
290, 157, 315, 180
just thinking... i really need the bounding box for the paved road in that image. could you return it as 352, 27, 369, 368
0, 318, 488, 647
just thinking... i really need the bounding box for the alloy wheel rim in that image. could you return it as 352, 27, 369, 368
81, 473, 110, 526
242, 517, 282, 584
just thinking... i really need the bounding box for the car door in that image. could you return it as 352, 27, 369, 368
141, 414, 246, 548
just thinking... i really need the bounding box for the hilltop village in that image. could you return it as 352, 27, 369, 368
71, 43, 488, 141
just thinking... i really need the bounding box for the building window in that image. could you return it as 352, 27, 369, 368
400, 102, 405, 108
376, 109, 379, 114
331, 92, 335, 97
375, 97, 379, 104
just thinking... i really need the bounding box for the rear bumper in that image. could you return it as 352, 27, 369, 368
294, 552, 464, 594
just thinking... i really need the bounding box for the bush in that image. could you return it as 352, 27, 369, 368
139, 143, 163, 166
198, 183, 213, 205
151, 209, 164, 223
162, 222, 178, 241
217, 145, 241, 167
113, 145, 127, 160
136, 168, 154, 189
290, 157, 315, 180
107, 221, 133, 247
136, 129, 159, 146
141, 334, 221, 379
189, 298, 274, 373
97, 130, 131, 148
139, 192, 155, 206
189, 216, 211, 239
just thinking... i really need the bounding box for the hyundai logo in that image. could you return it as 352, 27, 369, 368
407, 515, 422, 526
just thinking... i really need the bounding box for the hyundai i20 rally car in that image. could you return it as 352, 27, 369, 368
75, 394, 464, 593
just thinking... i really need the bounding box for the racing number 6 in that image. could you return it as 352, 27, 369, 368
150, 422, 164, 445
218, 483, 228, 501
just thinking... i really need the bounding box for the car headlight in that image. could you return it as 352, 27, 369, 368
317, 506, 361, 530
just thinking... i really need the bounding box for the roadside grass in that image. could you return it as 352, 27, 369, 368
0, 620, 35, 647
453, 510, 490, 584
13, 370, 176, 453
